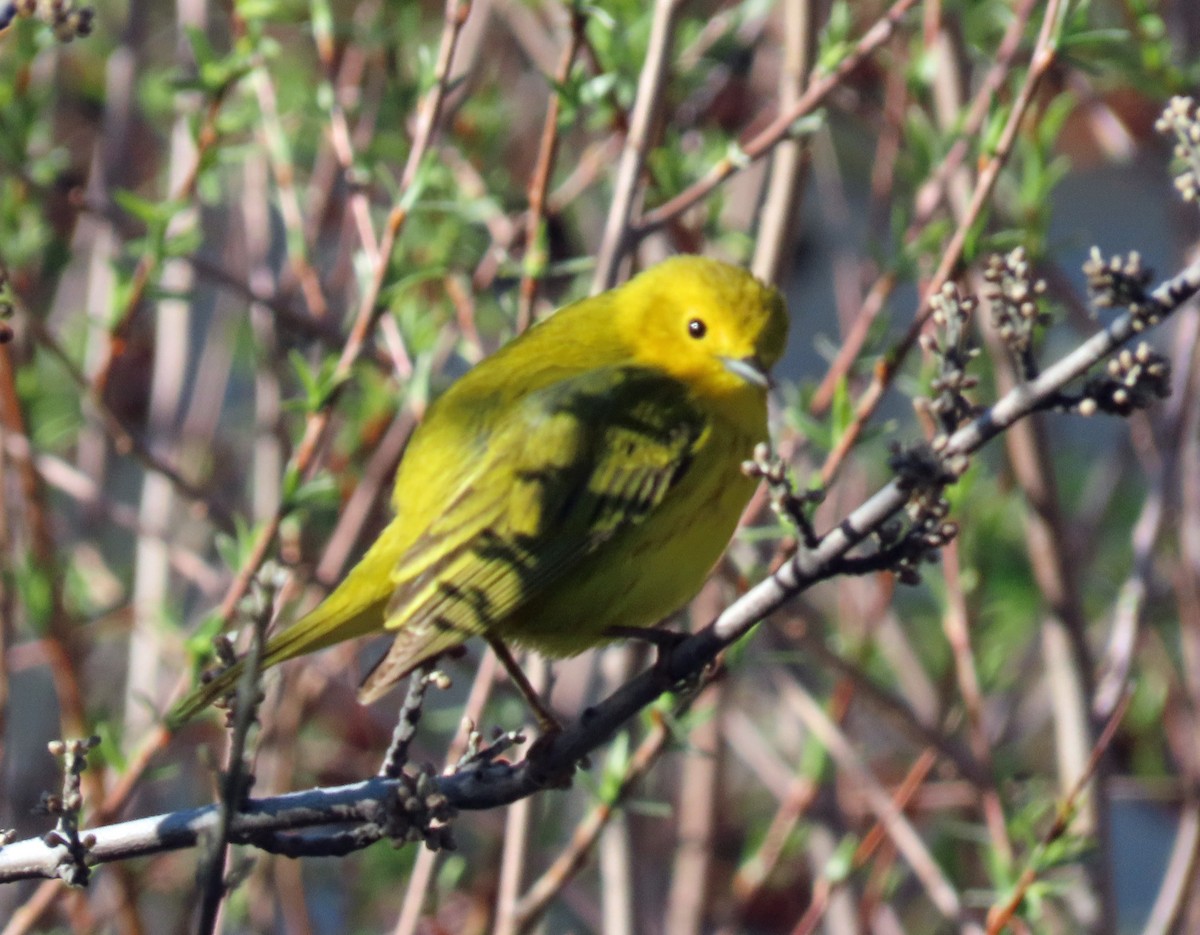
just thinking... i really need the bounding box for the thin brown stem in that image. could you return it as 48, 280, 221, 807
818, 0, 1065, 483
93, 88, 231, 398
751, 0, 816, 284
592, 0, 684, 292
940, 540, 1013, 864
775, 675, 976, 930
212, 0, 473, 628
27, 320, 233, 531
634, 0, 920, 240
392, 652, 500, 935
984, 693, 1131, 935
512, 715, 672, 931
243, 35, 330, 319
517, 6, 586, 331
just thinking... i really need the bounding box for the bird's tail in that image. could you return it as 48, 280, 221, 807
167, 559, 393, 729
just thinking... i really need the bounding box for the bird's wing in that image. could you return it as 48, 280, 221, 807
358, 366, 708, 701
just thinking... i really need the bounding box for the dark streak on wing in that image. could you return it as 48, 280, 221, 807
357, 366, 708, 701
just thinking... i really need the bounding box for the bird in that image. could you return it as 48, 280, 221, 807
170, 255, 788, 730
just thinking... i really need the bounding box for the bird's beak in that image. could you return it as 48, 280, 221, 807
721, 354, 771, 389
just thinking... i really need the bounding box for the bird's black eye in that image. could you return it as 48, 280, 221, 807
687, 318, 707, 339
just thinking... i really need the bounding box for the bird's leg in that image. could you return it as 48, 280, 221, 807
604, 624, 713, 710
484, 634, 562, 737
603, 624, 688, 674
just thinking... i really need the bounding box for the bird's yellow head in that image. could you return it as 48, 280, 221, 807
618, 256, 789, 401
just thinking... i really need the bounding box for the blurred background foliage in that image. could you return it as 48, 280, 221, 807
1, 0, 1199, 932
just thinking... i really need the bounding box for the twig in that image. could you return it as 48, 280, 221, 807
242, 43, 331, 319
727, 765, 818, 917
312, 4, 383, 260
36, 737, 102, 888
791, 748, 939, 935
940, 540, 1013, 863
1094, 306, 1200, 716
983, 692, 1132, 935
517, 5, 587, 331
977, 246, 1107, 916
391, 651, 499, 935
212, 0, 473, 628
493, 654, 548, 935
633, 0, 920, 240
379, 665, 444, 779
182, 254, 349, 349
25, 320, 234, 532
707, 254, 1199, 658
1140, 803, 1200, 935
0, 336, 90, 745
775, 676, 975, 928
818, 0, 1066, 482
591, 0, 684, 292
0, 432, 224, 593
910, 0, 1041, 229
796, 631, 985, 785
750, 0, 815, 284
195, 578, 276, 934
511, 715, 672, 931
1146, 212, 1200, 933
663, 683, 722, 935
1, 253, 1196, 887
92, 82, 234, 399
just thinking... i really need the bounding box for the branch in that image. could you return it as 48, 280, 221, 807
2, 253, 1197, 885
632, 0, 920, 240
591, 0, 683, 291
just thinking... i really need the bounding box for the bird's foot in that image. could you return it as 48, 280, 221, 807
603, 624, 689, 676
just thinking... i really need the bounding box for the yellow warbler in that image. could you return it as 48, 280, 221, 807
171, 256, 788, 726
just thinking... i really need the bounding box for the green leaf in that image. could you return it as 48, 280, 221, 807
112, 189, 171, 227
287, 348, 343, 412
599, 730, 631, 801
830, 375, 854, 445
825, 835, 858, 883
